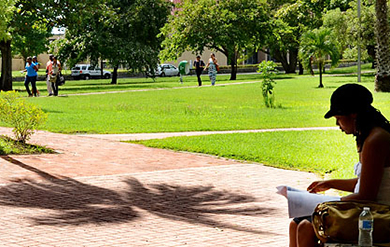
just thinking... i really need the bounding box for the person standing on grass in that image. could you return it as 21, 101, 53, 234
289, 83, 390, 247
193, 55, 205, 86
24, 57, 39, 97
48, 56, 62, 96
46, 54, 54, 96
32, 56, 41, 96
204, 53, 218, 86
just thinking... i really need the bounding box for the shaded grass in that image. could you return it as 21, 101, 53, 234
132, 130, 359, 178
0, 135, 54, 155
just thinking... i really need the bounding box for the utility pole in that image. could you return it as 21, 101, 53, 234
357, 0, 362, 82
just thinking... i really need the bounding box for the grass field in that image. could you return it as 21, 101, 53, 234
2, 64, 386, 177
132, 129, 359, 178
20, 72, 388, 135
12, 73, 264, 95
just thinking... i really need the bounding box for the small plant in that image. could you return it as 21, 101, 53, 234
0, 91, 47, 143
257, 61, 278, 108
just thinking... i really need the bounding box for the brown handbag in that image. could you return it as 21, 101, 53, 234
312, 201, 390, 246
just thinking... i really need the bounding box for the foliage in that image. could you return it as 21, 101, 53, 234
264, 0, 352, 74
12, 20, 52, 61
299, 28, 341, 87
0, 0, 60, 91
257, 61, 279, 108
0, 135, 53, 155
0, 0, 15, 42
160, 0, 270, 80
0, 91, 47, 143
343, 47, 370, 61
322, 2, 376, 63
53, 0, 171, 84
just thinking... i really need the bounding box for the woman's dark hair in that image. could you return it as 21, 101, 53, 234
355, 105, 390, 151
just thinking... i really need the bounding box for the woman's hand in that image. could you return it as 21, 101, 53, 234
307, 180, 331, 193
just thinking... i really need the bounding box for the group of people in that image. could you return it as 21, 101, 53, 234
193, 53, 218, 86
23, 54, 62, 97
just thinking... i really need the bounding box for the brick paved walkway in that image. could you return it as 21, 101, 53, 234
0, 127, 319, 246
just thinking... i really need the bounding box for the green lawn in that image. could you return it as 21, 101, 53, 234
20, 72, 388, 135
2, 66, 387, 177
132, 129, 359, 178
12, 73, 264, 95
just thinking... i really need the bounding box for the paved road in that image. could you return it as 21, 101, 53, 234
0, 127, 319, 246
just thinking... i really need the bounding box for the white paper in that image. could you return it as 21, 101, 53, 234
276, 185, 340, 218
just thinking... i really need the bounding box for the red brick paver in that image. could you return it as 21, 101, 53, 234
0, 127, 319, 246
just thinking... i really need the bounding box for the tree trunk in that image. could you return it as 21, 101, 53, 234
0, 40, 13, 91
100, 60, 104, 79
375, 0, 390, 92
298, 61, 304, 75
367, 45, 376, 69
111, 66, 118, 84
229, 54, 237, 81
287, 48, 298, 74
309, 57, 315, 76
318, 63, 324, 88
271, 48, 297, 74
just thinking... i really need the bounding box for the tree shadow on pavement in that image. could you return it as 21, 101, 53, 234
0, 156, 277, 234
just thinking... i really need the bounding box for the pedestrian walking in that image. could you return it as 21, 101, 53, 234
48, 56, 62, 96
46, 54, 54, 96
204, 53, 218, 86
193, 56, 205, 86
24, 57, 38, 97
32, 56, 41, 96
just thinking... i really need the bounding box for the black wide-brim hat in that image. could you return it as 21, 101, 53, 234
324, 83, 373, 119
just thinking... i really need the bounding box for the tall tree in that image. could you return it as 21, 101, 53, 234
0, 0, 16, 91
160, 0, 270, 80
0, 0, 65, 91
55, 0, 171, 84
299, 28, 341, 88
265, 0, 353, 74
374, 0, 390, 92
322, 2, 376, 68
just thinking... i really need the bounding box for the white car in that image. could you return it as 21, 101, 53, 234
71, 64, 111, 80
155, 64, 180, 77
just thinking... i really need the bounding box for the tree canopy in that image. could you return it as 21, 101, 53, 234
160, 0, 270, 80
0, 0, 56, 91
0, 0, 16, 91
54, 0, 171, 84
322, 2, 375, 67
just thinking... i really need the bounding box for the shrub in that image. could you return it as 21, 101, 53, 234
0, 91, 47, 143
257, 61, 279, 108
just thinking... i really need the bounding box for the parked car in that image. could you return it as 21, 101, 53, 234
71, 64, 111, 80
155, 64, 180, 77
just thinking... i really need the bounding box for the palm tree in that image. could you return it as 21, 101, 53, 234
375, 0, 390, 92
299, 28, 340, 88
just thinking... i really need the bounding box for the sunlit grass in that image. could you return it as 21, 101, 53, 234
133, 130, 359, 178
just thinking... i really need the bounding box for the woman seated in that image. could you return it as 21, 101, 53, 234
289, 83, 390, 247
